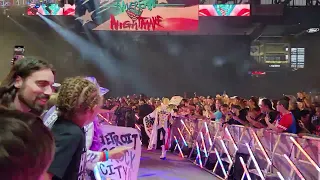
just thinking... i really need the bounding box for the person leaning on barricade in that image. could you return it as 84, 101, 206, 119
259, 98, 279, 127
246, 106, 264, 128
298, 104, 320, 137
265, 98, 297, 134
0, 108, 54, 180
226, 104, 248, 126
297, 109, 313, 135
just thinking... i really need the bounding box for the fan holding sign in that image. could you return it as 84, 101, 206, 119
42, 77, 128, 180
93, 125, 142, 180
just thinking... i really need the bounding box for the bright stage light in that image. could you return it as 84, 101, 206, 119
306, 28, 319, 33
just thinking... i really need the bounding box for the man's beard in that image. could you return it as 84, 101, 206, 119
17, 87, 49, 116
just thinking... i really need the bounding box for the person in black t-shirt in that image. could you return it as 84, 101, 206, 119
137, 99, 154, 146
247, 106, 262, 122
50, 116, 86, 180
227, 105, 248, 126
44, 77, 102, 180
115, 98, 136, 128
298, 109, 314, 134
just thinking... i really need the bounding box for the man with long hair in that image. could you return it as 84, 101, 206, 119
0, 57, 55, 116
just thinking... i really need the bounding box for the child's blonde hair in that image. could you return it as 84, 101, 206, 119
57, 77, 102, 119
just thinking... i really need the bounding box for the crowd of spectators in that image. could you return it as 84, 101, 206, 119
1, 56, 318, 180
2, 57, 319, 180
99, 92, 320, 138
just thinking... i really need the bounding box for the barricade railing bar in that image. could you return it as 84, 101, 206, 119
171, 119, 320, 180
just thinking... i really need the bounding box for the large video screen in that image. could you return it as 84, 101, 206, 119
76, 0, 199, 31
199, 4, 250, 16
27, 3, 75, 16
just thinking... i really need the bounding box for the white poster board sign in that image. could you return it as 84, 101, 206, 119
94, 125, 141, 180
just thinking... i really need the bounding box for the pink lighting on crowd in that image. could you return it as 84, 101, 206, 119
277, 172, 285, 180
220, 139, 232, 165
251, 129, 272, 165
135, 124, 141, 131
204, 122, 213, 146
245, 143, 265, 180
214, 148, 227, 178
178, 128, 188, 146
200, 132, 208, 157
283, 154, 306, 180
225, 127, 238, 151
240, 157, 252, 180
289, 136, 320, 172
181, 120, 191, 135
174, 136, 184, 158
98, 113, 112, 124
196, 142, 203, 168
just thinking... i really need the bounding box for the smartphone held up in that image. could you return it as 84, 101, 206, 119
11, 45, 25, 65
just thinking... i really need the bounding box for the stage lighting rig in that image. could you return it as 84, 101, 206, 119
306, 28, 319, 34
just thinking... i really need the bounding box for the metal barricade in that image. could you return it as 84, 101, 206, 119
171, 119, 320, 180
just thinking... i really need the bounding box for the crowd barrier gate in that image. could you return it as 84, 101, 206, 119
171, 119, 320, 180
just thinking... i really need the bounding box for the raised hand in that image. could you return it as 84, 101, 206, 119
108, 146, 132, 160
